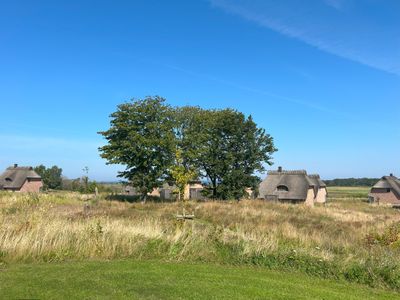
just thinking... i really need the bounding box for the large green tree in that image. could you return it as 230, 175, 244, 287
98, 96, 176, 203
34, 165, 63, 190
99, 98, 276, 201
194, 109, 277, 199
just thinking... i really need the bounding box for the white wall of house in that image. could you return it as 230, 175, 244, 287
315, 188, 327, 203
304, 188, 315, 206
183, 183, 203, 200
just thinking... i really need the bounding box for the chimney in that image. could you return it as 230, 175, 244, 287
14, 164, 18, 168
278, 166, 282, 173
390, 173, 393, 177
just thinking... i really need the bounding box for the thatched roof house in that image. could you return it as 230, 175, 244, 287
123, 186, 160, 197
0, 164, 43, 193
258, 167, 327, 205
369, 174, 400, 205
160, 180, 204, 200
124, 180, 204, 200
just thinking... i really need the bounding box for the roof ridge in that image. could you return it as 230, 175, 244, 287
268, 170, 307, 175
7, 166, 34, 170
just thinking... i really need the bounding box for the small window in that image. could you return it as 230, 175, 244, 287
387, 188, 391, 193
277, 185, 289, 192
5, 178, 12, 182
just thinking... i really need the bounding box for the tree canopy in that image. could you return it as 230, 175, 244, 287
99, 96, 277, 201
192, 109, 276, 199
34, 165, 63, 190
98, 96, 176, 202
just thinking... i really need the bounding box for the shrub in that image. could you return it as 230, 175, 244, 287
365, 222, 400, 247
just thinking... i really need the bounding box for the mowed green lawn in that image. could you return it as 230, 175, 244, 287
0, 260, 397, 300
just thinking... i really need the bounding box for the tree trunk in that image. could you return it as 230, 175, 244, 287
212, 178, 217, 199
141, 193, 147, 204
141, 181, 147, 204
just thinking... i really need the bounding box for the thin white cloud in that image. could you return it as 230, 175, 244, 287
137, 55, 396, 130
324, 0, 344, 9
210, 0, 400, 75
160, 62, 368, 123
112, 51, 337, 114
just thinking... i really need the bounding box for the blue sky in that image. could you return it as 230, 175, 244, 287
0, 0, 399, 181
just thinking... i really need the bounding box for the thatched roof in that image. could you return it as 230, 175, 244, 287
0, 165, 41, 190
372, 175, 400, 198
308, 174, 326, 187
259, 168, 326, 201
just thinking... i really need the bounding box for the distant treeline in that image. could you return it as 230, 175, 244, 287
324, 178, 379, 187
34, 164, 122, 193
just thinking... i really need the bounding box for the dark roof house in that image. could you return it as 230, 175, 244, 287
258, 167, 327, 205
0, 164, 43, 193
369, 174, 400, 205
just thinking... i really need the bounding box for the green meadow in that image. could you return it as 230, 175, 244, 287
1, 187, 399, 299
1, 260, 398, 299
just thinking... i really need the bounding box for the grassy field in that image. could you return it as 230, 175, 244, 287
327, 186, 370, 199
1, 260, 398, 299
0, 187, 400, 297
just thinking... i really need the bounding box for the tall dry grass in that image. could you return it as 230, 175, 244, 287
0, 189, 399, 289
